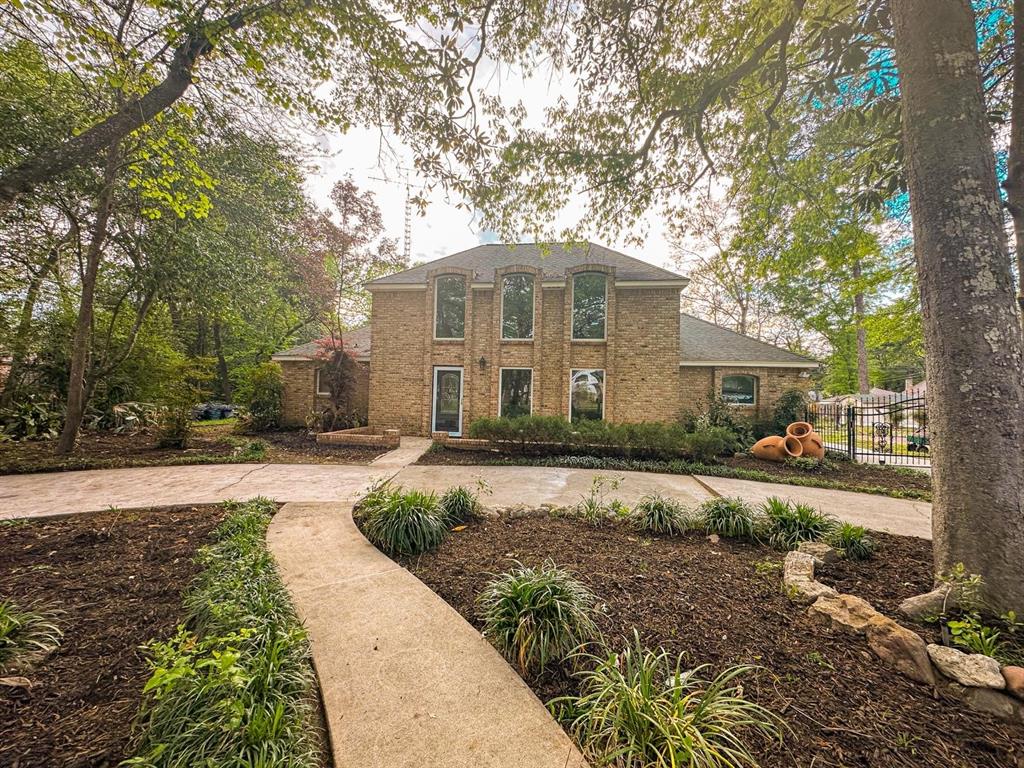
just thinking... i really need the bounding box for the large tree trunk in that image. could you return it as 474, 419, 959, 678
212, 318, 232, 400
55, 145, 119, 455
1004, 0, 1024, 319
892, 0, 1024, 613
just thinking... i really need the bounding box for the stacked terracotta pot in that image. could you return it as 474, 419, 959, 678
751, 421, 825, 462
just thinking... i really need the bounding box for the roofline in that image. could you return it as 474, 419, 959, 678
679, 360, 819, 369
367, 277, 690, 291
272, 353, 371, 362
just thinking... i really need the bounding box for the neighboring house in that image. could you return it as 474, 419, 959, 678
271, 327, 371, 427
274, 243, 818, 434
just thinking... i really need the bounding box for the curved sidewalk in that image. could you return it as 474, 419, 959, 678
267, 501, 586, 768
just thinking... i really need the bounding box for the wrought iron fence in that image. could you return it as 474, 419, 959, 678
806, 395, 930, 467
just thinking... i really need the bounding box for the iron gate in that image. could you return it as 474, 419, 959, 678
806, 395, 930, 467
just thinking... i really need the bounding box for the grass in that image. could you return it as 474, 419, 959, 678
554, 632, 783, 768
827, 522, 876, 561
359, 486, 448, 556
420, 445, 932, 501
439, 485, 481, 525
124, 498, 321, 768
759, 497, 836, 550
477, 559, 598, 676
699, 497, 758, 539
0, 599, 62, 671
629, 494, 694, 535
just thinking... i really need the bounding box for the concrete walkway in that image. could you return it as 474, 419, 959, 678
267, 501, 586, 768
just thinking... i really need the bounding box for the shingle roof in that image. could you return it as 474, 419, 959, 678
679, 313, 817, 367
365, 242, 685, 286
272, 326, 371, 361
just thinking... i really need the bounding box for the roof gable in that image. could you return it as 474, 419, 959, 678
272, 326, 371, 361
365, 242, 685, 286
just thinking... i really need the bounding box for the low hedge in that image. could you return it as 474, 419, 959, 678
124, 498, 322, 768
465, 415, 739, 462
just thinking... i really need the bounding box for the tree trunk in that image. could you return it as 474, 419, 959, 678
1004, 0, 1024, 320
55, 145, 119, 455
852, 263, 870, 394
892, 0, 1024, 613
212, 318, 232, 400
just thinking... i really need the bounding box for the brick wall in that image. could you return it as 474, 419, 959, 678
279, 359, 369, 428
367, 269, 685, 435
678, 365, 812, 420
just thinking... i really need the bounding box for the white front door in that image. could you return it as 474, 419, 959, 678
432, 367, 464, 436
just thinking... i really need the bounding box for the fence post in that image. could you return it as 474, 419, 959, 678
846, 405, 857, 462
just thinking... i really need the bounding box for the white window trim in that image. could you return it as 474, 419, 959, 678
315, 368, 331, 397
433, 274, 466, 341
721, 374, 758, 406
570, 272, 608, 341
498, 367, 534, 417
569, 368, 606, 422
431, 366, 464, 436
499, 273, 535, 341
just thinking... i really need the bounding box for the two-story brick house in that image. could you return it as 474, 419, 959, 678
274, 243, 817, 434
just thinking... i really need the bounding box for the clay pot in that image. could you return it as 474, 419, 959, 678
751, 434, 804, 462
786, 421, 825, 460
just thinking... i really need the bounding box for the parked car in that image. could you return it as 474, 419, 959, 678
191, 402, 236, 421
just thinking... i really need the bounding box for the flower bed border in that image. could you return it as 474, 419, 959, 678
318, 425, 400, 448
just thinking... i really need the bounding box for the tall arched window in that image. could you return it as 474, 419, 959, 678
501, 273, 534, 339
434, 275, 466, 339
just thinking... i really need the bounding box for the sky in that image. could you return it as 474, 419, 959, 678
302, 60, 682, 275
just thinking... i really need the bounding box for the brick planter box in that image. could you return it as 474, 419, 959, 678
317, 426, 400, 449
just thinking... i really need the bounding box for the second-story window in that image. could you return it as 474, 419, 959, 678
434, 274, 466, 339
501, 273, 534, 339
572, 272, 607, 340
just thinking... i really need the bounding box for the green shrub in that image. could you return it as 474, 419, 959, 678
824, 449, 852, 463
240, 361, 284, 432
770, 389, 807, 434
0, 394, 63, 441
439, 485, 481, 524
760, 497, 836, 549
784, 456, 836, 472
630, 494, 693, 535
156, 360, 210, 449
682, 426, 741, 462
574, 475, 625, 526
699, 497, 757, 538
477, 560, 597, 675
0, 600, 62, 671
126, 498, 321, 768
947, 613, 1004, 658
555, 632, 782, 768
360, 488, 447, 556
827, 522, 876, 560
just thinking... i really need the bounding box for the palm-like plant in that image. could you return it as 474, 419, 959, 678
478, 560, 598, 675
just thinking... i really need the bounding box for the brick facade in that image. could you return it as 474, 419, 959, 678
279, 359, 369, 428
678, 365, 812, 419
367, 268, 686, 436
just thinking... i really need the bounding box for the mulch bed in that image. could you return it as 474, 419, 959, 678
415, 446, 932, 499
0, 506, 227, 768
402, 516, 1022, 768
0, 426, 385, 475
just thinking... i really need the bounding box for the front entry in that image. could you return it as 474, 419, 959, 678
432, 366, 464, 436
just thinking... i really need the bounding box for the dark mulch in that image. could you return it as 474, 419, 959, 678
0, 505, 225, 768
402, 516, 1022, 768
415, 446, 932, 499
0, 425, 385, 475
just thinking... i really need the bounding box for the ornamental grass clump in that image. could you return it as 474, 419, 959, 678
126, 498, 321, 768
827, 521, 876, 561
360, 488, 447, 556
439, 484, 480, 525
699, 497, 757, 539
477, 560, 598, 675
0, 599, 62, 671
629, 494, 694, 535
556, 632, 783, 768
759, 497, 836, 550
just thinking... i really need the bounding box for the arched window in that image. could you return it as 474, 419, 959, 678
434, 275, 466, 339
721, 374, 757, 405
571, 272, 607, 340
501, 273, 534, 339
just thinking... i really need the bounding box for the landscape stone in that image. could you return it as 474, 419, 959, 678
1001, 666, 1024, 700
864, 616, 936, 685
898, 585, 953, 620
783, 551, 837, 605
926, 644, 1005, 689
807, 593, 881, 633
957, 685, 1024, 723
797, 540, 839, 564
